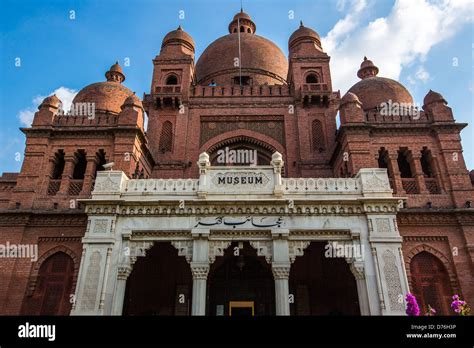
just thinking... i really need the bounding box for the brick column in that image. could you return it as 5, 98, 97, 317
58, 156, 76, 195
42, 157, 56, 195
409, 152, 429, 194
387, 151, 405, 195
80, 156, 97, 195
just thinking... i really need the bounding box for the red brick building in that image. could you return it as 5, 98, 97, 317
0, 10, 473, 316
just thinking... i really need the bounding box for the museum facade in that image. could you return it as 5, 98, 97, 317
0, 10, 473, 316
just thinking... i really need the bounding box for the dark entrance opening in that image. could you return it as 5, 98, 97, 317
123, 242, 192, 315
207, 242, 275, 316
289, 242, 360, 315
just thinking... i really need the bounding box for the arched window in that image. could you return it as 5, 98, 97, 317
165, 75, 178, 85
240, 26, 244, 32
159, 121, 173, 153
28, 252, 74, 315
378, 148, 392, 177
306, 74, 319, 84
420, 148, 435, 178
247, 28, 251, 33
397, 149, 413, 178
72, 150, 87, 179
410, 252, 453, 315
94, 149, 107, 177
312, 119, 325, 152
51, 150, 65, 179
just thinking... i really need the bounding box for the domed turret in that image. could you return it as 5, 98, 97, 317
348, 57, 413, 111
423, 90, 447, 108
289, 21, 322, 51
105, 61, 125, 83
340, 92, 361, 107
161, 25, 195, 53
39, 94, 62, 109
122, 93, 143, 109
73, 62, 133, 114
228, 9, 256, 34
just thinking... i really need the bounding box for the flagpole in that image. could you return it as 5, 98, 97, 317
238, 17, 242, 87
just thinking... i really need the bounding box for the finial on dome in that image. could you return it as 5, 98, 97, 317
300, 20, 304, 27
177, 25, 182, 30
105, 61, 125, 83
357, 56, 379, 80
229, 9, 256, 34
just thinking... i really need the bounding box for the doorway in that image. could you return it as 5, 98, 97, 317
207, 242, 275, 316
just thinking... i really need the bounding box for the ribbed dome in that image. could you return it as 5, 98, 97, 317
348, 57, 413, 111
40, 94, 62, 109
122, 93, 143, 109
348, 77, 413, 111
73, 82, 133, 114
73, 62, 133, 114
162, 26, 195, 52
289, 22, 321, 50
340, 92, 361, 106
195, 33, 288, 85
424, 90, 446, 107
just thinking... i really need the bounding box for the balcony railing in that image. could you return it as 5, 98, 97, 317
155, 86, 181, 94
68, 180, 84, 196
47, 179, 61, 196
402, 178, 418, 194
302, 83, 329, 92
425, 178, 441, 194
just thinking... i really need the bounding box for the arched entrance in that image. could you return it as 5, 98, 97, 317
207, 242, 275, 316
207, 136, 278, 166
289, 242, 360, 315
410, 251, 453, 315
123, 242, 192, 315
26, 252, 74, 315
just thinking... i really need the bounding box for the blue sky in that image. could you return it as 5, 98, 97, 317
0, 0, 473, 174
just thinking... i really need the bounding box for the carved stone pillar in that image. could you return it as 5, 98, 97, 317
111, 265, 132, 315
190, 262, 209, 316
272, 263, 291, 316
348, 261, 370, 315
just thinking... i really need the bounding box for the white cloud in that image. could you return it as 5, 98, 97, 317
323, 0, 474, 96
18, 87, 78, 126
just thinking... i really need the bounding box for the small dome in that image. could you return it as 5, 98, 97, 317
162, 26, 195, 52
122, 93, 143, 109
40, 94, 62, 109
357, 57, 379, 79
289, 21, 321, 50
228, 9, 256, 34
348, 57, 413, 111
423, 90, 446, 107
340, 92, 361, 106
233, 11, 251, 21
74, 62, 133, 114
105, 61, 125, 83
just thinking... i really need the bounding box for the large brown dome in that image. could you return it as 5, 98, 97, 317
348, 58, 413, 111
195, 33, 288, 85
348, 77, 413, 111
73, 82, 133, 114
73, 62, 133, 114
